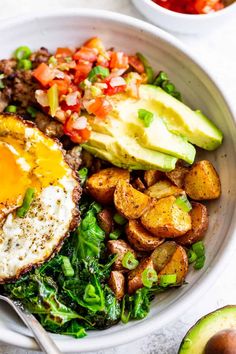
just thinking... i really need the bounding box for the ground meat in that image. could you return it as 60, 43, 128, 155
35, 112, 64, 138
0, 59, 17, 76
0, 91, 9, 112
30, 47, 51, 68
65, 146, 82, 170
11, 70, 39, 107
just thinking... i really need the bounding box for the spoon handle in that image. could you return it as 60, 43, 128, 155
0, 296, 62, 354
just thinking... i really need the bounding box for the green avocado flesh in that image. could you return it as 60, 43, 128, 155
178, 306, 236, 354
84, 84, 223, 171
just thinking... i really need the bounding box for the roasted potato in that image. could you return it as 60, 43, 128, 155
177, 202, 209, 246
132, 177, 146, 192
108, 271, 125, 300
97, 208, 114, 235
166, 164, 189, 188
126, 220, 164, 252
127, 257, 154, 294
107, 239, 136, 272
144, 170, 163, 187
114, 180, 150, 219
145, 179, 184, 199
184, 160, 221, 200
86, 167, 130, 204
151, 241, 188, 285
141, 196, 192, 238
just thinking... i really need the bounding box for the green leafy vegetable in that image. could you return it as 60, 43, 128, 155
16, 188, 35, 218
138, 109, 154, 128
153, 71, 182, 101
109, 229, 122, 240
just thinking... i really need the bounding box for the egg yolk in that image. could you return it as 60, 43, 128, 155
0, 142, 30, 214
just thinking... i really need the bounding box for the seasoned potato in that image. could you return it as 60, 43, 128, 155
127, 257, 154, 294
144, 170, 163, 187
145, 179, 184, 199
151, 242, 188, 284
132, 177, 146, 192
177, 202, 209, 246
97, 208, 114, 235
141, 196, 192, 238
114, 180, 150, 219
108, 271, 125, 300
107, 239, 136, 272
184, 160, 221, 200
166, 165, 189, 188
126, 220, 164, 252
86, 167, 130, 204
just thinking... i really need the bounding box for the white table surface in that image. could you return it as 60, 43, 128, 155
0, 1, 236, 353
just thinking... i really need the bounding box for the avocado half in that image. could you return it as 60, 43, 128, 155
178, 305, 236, 354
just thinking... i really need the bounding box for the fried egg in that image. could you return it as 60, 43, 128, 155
0, 114, 80, 283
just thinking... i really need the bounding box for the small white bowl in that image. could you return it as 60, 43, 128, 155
132, 0, 236, 34
0, 9, 236, 353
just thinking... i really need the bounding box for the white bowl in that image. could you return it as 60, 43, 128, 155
0, 9, 236, 353
132, 0, 236, 34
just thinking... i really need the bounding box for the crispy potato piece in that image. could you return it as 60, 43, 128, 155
145, 179, 184, 199
114, 180, 150, 219
132, 177, 146, 192
86, 167, 130, 204
126, 220, 164, 252
127, 257, 154, 294
184, 160, 221, 200
177, 202, 209, 246
151, 241, 188, 284
141, 196, 192, 238
97, 208, 114, 235
166, 165, 189, 188
107, 239, 136, 272
144, 170, 163, 187
108, 271, 125, 300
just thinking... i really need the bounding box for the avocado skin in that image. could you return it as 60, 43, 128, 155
178, 305, 236, 354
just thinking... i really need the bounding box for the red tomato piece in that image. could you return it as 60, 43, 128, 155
64, 116, 90, 143
87, 97, 113, 118
55, 47, 73, 58
33, 63, 54, 87
97, 54, 110, 68
110, 52, 129, 69
128, 56, 145, 74
73, 47, 98, 62
49, 79, 69, 95
61, 100, 81, 113
84, 37, 105, 53
74, 61, 93, 83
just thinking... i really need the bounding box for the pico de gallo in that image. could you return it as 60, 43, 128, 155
32, 37, 150, 144
152, 0, 225, 14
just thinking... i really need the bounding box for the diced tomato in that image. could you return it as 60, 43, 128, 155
61, 100, 81, 113
33, 63, 54, 87
104, 78, 126, 96
128, 56, 145, 74
195, 0, 221, 13
64, 116, 90, 143
87, 97, 113, 118
74, 61, 93, 83
55, 47, 73, 58
49, 79, 69, 95
73, 47, 98, 62
110, 52, 129, 70
97, 54, 110, 68
84, 37, 105, 53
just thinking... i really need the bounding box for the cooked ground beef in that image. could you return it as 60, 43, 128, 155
30, 47, 51, 69
35, 112, 64, 138
65, 146, 82, 171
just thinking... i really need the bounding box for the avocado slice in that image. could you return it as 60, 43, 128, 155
132, 85, 223, 150
178, 306, 236, 354
83, 131, 177, 171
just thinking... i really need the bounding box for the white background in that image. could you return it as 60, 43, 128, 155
0, 0, 236, 353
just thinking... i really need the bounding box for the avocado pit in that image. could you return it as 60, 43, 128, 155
204, 329, 236, 354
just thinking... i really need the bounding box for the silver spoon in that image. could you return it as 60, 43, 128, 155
0, 294, 62, 354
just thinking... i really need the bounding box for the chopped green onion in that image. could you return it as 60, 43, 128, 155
187, 249, 197, 264
138, 108, 154, 128
136, 52, 154, 83
113, 213, 127, 225
26, 106, 38, 118
5, 105, 17, 113
78, 167, 88, 186
162, 80, 175, 94
153, 71, 168, 86
159, 274, 177, 287
192, 241, 205, 258
122, 251, 139, 270
175, 195, 192, 212
83, 284, 100, 304
141, 268, 158, 288
90, 202, 102, 214
109, 229, 122, 240
47, 84, 59, 117
61, 256, 74, 277
18, 59, 32, 70
153, 70, 182, 101
194, 255, 206, 270
88, 66, 110, 83
16, 188, 35, 218
48, 56, 58, 65
14, 46, 31, 60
